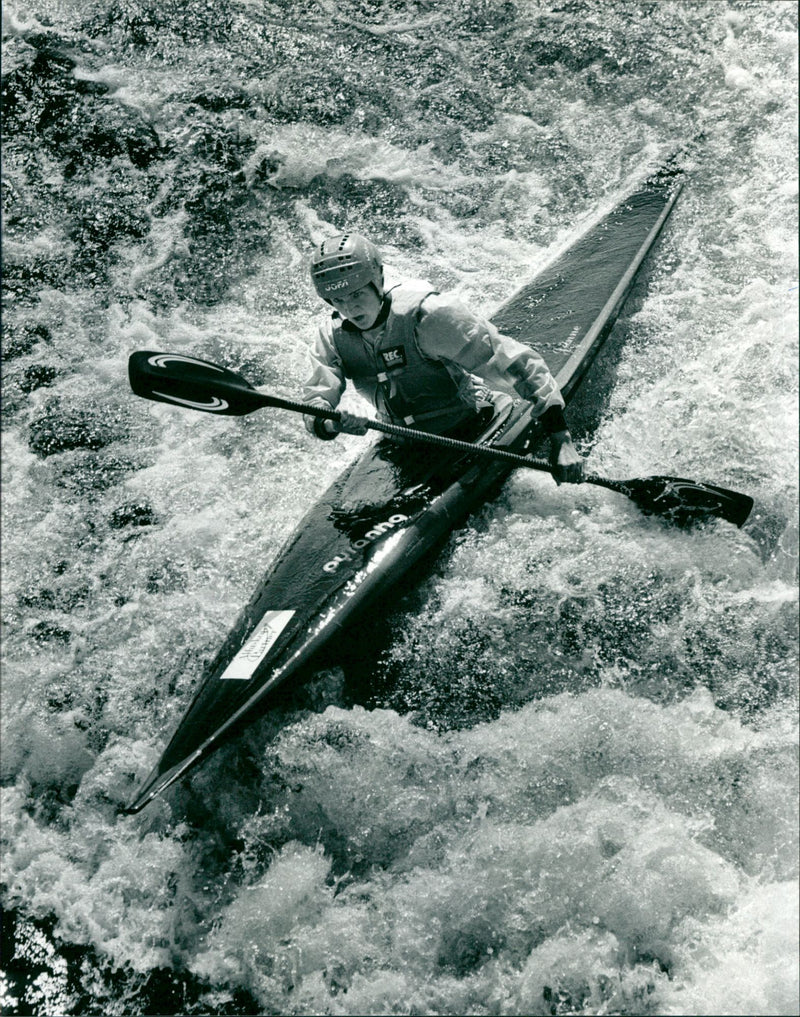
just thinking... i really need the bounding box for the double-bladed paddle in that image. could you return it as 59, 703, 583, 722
128, 351, 754, 527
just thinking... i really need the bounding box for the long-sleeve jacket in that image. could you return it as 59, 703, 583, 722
303, 282, 567, 431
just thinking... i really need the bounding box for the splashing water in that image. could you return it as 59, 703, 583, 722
2, 1, 797, 1015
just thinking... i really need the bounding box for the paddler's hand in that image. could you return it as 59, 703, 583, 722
333, 410, 369, 436
303, 400, 369, 439
304, 398, 337, 440
549, 430, 584, 485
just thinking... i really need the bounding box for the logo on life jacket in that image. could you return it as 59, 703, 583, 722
380, 345, 407, 370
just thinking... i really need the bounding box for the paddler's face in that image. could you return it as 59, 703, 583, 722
328, 284, 383, 330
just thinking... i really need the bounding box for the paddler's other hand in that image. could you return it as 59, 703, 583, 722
304, 398, 336, 440
549, 430, 584, 485
303, 400, 369, 439
332, 410, 369, 436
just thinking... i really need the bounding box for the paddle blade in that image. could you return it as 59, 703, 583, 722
128, 350, 267, 416
616, 475, 754, 527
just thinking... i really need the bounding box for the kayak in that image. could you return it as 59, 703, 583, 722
124, 165, 684, 814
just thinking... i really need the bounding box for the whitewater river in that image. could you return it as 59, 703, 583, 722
2, 1, 797, 1014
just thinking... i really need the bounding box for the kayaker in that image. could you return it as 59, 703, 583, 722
302, 233, 584, 484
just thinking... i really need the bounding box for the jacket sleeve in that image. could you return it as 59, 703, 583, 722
416, 294, 566, 419
302, 319, 347, 410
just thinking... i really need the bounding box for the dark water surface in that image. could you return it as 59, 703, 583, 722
2, 1, 797, 1014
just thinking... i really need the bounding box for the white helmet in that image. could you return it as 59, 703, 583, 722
310, 233, 384, 301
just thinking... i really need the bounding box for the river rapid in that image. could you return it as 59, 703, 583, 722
1, 2, 798, 1015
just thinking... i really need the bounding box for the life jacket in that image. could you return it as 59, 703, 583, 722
328, 281, 479, 433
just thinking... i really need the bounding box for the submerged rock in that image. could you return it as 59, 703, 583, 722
189, 87, 252, 113
87, 0, 236, 46
264, 68, 369, 127
19, 364, 61, 393
1, 323, 52, 360
67, 189, 151, 276
305, 174, 415, 247
63, 105, 162, 177
28, 620, 72, 646
28, 399, 129, 457
2, 30, 161, 174
50, 449, 147, 495
2, 251, 72, 303
108, 501, 158, 529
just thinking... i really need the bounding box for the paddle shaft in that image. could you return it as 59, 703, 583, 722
276, 393, 646, 498
266, 391, 570, 474
268, 393, 675, 503
229, 394, 752, 525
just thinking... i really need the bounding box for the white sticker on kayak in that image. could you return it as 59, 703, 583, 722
219, 610, 295, 680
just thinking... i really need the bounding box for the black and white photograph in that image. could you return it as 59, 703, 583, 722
1, 1, 798, 1015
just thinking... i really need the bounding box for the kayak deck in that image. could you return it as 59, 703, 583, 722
124, 165, 683, 813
